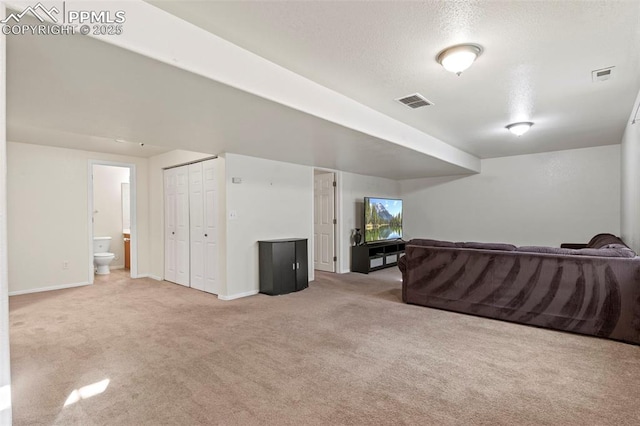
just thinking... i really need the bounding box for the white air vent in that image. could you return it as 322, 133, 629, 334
396, 93, 434, 109
592, 66, 615, 82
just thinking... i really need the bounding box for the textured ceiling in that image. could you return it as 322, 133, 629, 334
6, 22, 471, 179
150, 0, 640, 158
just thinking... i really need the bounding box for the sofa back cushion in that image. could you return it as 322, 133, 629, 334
517, 246, 574, 255
458, 242, 517, 251
518, 245, 636, 258
587, 233, 628, 249
408, 239, 457, 248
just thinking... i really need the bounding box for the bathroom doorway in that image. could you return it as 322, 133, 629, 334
88, 160, 137, 284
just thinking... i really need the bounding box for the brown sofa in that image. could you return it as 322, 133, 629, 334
399, 234, 640, 345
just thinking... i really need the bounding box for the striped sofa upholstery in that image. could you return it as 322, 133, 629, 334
399, 235, 640, 345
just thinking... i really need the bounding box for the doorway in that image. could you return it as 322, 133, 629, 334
313, 170, 337, 272
88, 161, 137, 283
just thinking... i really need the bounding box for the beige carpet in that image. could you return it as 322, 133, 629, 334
9, 268, 640, 425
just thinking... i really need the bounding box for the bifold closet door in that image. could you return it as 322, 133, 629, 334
189, 159, 219, 294
189, 163, 205, 291
164, 166, 190, 286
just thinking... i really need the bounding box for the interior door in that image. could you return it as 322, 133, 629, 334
164, 168, 177, 283
189, 163, 205, 291
313, 172, 336, 272
202, 159, 219, 295
174, 166, 190, 286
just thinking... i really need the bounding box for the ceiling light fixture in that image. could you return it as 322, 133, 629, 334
506, 122, 534, 136
436, 44, 483, 76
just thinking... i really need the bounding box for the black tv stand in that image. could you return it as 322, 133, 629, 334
351, 240, 406, 274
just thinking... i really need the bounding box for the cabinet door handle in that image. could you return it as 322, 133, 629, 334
292, 263, 296, 270
297, 262, 300, 269
204, 234, 208, 237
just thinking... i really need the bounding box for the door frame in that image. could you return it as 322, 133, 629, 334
312, 168, 342, 274
88, 160, 138, 284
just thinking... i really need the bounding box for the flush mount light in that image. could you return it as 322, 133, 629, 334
436, 44, 483, 76
506, 122, 534, 136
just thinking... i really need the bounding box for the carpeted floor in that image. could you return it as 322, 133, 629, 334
8, 268, 640, 425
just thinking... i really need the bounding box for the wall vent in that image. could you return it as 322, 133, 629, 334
592, 66, 615, 82
395, 93, 434, 109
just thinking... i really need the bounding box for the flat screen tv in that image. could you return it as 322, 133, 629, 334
364, 197, 403, 243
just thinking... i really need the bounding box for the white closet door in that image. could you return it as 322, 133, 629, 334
164, 168, 177, 283
189, 163, 205, 291
173, 166, 191, 286
202, 159, 219, 294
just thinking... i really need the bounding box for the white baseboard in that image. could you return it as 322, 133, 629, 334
135, 274, 162, 281
218, 290, 259, 301
9, 281, 91, 296
111, 264, 125, 270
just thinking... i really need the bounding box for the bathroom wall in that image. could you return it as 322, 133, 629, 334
93, 165, 130, 268
7, 142, 150, 294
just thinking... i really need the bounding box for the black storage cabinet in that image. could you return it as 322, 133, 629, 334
258, 238, 308, 295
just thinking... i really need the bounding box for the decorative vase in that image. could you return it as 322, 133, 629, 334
354, 228, 362, 246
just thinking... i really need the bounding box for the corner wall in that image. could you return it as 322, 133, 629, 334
401, 145, 621, 247
621, 90, 640, 252
339, 172, 400, 272
0, 5, 11, 421
7, 142, 150, 294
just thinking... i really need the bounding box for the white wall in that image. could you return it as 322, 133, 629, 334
93, 165, 130, 268
621, 90, 640, 252
339, 172, 400, 272
147, 149, 214, 281
0, 4, 12, 421
401, 145, 621, 247
7, 142, 150, 294
224, 153, 313, 298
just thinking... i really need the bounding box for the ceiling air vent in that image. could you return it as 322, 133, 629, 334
396, 93, 434, 109
592, 66, 615, 82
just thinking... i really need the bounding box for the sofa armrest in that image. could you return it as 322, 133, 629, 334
560, 243, 588, 249
398, 254, 407, 274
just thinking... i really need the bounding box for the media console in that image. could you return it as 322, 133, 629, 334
351, 240, 405, 274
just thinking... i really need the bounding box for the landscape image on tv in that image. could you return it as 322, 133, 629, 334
364, 197, 403, 242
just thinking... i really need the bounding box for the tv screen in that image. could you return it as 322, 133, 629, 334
364, 197, 403, 243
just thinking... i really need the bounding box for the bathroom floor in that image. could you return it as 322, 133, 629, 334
93, 267, 130, 284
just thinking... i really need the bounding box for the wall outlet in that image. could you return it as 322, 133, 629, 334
229, 210, 238, 220
62, 261, 69, 270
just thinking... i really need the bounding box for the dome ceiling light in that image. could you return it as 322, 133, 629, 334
506, 122, 534, 136
436, 44, 483, 76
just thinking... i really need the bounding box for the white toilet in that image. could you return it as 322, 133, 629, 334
93, 237, 115, 275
